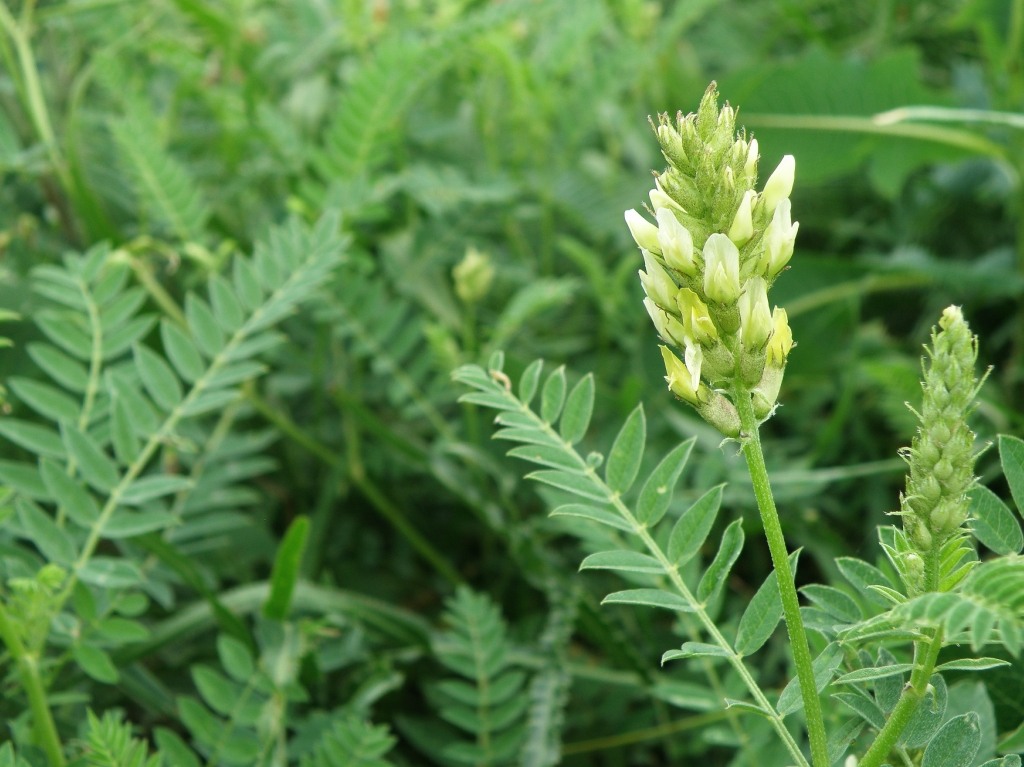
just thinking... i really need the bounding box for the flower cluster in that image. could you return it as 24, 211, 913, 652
625, 84, 796, 436
896, 305, 980, 593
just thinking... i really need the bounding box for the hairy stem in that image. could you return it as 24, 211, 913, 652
859, 629, 944, 767
0, 604, 65, 766
735, 391, 829, 767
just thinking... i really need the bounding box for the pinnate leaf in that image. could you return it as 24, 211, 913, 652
134, 344, 183, 410
601, 589, 692, 613
73, 644, 120, 683
232, 255, 263, 311
637, 438, 695, 527
696, 518, 744, 603
0, 419, 65, 459
540, 366, 566, 424
518, 359, 543, 406
63, 425, 119, 492
662, 642, 731, 664
185, 294, 224, 358
922, 713, 982, 767
1000, 434, 1024, 517
16, 498, 76, 564
777, 643, 843, 716
667, 484, 724, 565
559, 373, 594, 445
970, 485, 1023, 554
40, 458, 100, 525
549, 503, 632, 532
735, 550, 800, 656
120, 475, 193, 505
160, 319, 205, 382
9, 378, 80, 423
27, 342, 89, 392
605, 405, 645, 494
209, 274, 245, 332
579, 550, 662, 574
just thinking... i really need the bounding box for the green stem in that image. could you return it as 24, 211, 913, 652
859, 629, 944, 767
561, 710, 731, 756
0, 2, 71, 194
735, 392, 829, 767
0, 603, 65, 767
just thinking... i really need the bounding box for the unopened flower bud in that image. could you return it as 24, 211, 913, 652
684, 342, 703, 393
752, 364, 784, 419
639, 250, 677, 309
453, 247, 495, 304
760, 155, 795, 214
766, 308, 793, 367
739, 277, 772, 349
650, 188, 684, 213
902, 552, 925, 594
702, 234, 741, 305
728, 190, 756, 246
743, 138, 759, 181
661, 345, 704, 406
643, 298, 687, 347
929, 423, 951, 445
656, 208, 696, 276
676, 288, 717, 346
760, 199, 799, 278
625, 209, 660, 252
722, 165, 735, 192
657, 123, 687, 168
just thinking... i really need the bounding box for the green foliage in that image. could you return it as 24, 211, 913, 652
2, 0, 1024, 765
417, 587, 528, 765
300, 717, 396, 767
83, 711, 161, 767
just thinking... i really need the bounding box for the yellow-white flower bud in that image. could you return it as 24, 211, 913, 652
661, 345, 704, 406
759, 199, 799, 278
722, 165, 735, 192
766, 307, 793, 367
760, 155, 795, 213
639, 250, 677, 309
643, 298, 687, 347
656, 208, 696, 276
625, 209, 660, 252
739, 277, 772, 349
743, 138, 759, 181
730, 139, 747, 166
702, 233, 741, 305
676, 288, 717, 346
728, 190, 756, 246
649, 188, 684, 214
684, 341, 703, 393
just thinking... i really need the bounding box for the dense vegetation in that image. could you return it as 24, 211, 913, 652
1, 0, 1024, 765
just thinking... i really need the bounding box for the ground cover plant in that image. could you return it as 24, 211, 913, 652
2, 0, 1024, 765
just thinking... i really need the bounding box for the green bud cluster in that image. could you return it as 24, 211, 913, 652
626, 83, 797, 435
898, 306, 980, 569
453, 247, 495, 304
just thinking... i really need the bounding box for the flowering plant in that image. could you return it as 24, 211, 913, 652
457, 84, 1024, 767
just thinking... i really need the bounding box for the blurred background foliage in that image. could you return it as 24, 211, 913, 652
1, 0, 1023, 763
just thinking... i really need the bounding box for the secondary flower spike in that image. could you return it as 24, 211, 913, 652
625, 83, 800, 435
896, 305, 981, 594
